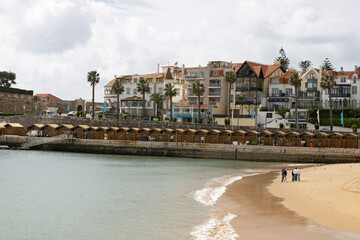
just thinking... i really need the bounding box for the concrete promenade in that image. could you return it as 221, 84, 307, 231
2, 135, 360, 163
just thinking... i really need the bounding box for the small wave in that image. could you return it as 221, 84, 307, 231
194, 176, 243, 206
191, 211, 239, 240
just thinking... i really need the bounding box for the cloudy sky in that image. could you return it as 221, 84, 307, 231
1, 0, 359, 101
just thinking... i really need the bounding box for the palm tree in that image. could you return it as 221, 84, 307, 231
164, 83, 177, 120
150, 92, 165, 117
289, 72, 302, 128
320, 73, 336, 131
136, 77, 150, 118
111, 78, 125, 120
87, 70, 100, 120
192, 80, 205, 123
224, 71, 236, 123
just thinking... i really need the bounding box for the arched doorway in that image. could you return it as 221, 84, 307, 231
77, 105, 83, 112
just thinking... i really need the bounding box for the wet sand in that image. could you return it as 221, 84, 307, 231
217, 171, 360, 240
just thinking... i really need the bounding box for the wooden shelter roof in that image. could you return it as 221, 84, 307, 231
99, 127, 109, 131
163, 128, 175, 133
150, 128, 163, 133
129, 127, 140, 132
119, 127, 130, 131
244, 130, 259, 135
208, 129, 221, 134
139, 128, 151, 132
220, 130, 233, 134
89, 126, 100, 131
74, 125, 91, 130
5, 123, 24, 128
285, 131, 301, 137
27, 124, 45, 129
57, 124, 74, 130
313, 132, 329, 138
299, 132, 314, 137
260, 130, 273, 136
183, 129, 197, 133
108, 127, 120, 131
272, 131, 286, 136
175, 128, 185, 133
342, 133, 358, 138
233, 130, 246, 135
196, 129, 209, 134
328, 132, 343, 138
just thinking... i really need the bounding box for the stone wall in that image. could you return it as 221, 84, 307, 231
0, 92, 48, 114
2, 135, 360, 163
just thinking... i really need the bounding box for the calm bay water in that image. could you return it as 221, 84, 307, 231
0, 150, 280, 240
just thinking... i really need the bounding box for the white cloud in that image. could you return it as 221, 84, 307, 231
0, 0, 359, 102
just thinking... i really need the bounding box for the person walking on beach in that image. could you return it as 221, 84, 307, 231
293, 168, 299, 181
281, 168, 287, 182
297, 168, 301, 181
292, 169, 295, 181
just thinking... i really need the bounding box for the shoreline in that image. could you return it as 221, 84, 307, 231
216, 169, 360, 239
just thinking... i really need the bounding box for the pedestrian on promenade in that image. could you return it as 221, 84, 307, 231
281, 169, 287, 182
297, 169, 301, 181
292, 169, 295, 181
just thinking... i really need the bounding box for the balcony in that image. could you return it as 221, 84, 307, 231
209, 83, 221, 87
271, 93, 294, 97
209, 92, 221, 96
236, 86, 263, 91
331, 93, 350, 98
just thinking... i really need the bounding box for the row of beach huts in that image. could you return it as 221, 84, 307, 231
0, 122, 359, 148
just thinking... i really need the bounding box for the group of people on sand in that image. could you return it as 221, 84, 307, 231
281, 167, 301, 182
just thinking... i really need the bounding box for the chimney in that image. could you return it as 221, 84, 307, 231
355, 65, 358, 71
114, 75, 117, 78
182, 64, 185, 75
341, 67, 343, 73
157, 63, 160, 73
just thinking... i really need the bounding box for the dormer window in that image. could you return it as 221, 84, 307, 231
134, 78, 138, 83
156, 78, 161, 83
213, 71, 219, 76
340, 77, 346, 83
125, 79, 129, 83
310, 73, 315, 79
354, 76, 357, 84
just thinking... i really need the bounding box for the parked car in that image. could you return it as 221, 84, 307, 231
67, 111, 77, 116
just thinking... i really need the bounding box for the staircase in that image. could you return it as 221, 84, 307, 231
21, 134, 72, 150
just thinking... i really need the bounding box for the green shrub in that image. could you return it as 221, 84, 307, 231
224, 119, 230, 125
277, 108, 289, 118
279, 122, 284, 129
314, 123, 319, 130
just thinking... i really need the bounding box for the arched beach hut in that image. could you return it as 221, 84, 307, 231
259, 131, 273, 146
127, 128, 140, 141
218, 130, 233, 144
174, 128, 185, 142
342, 133, 358, 148
182, 129, 197, 143
56, 124, 74, 136
299, 132, 314, 147
100, 127, 110, 139
149, 128, 163, 141
272, 131, 286, 146
284, 131, 301, 146
194, 129, 208, 143
231, 130, 246, 144
0, 123, 5, 135
26, 124, 45, 136
162, 128, 174, 142
3, 123, 26, 136
86, 126, 101, 139
118, 127, 130, 140
328, 132, 343, 148
206, 129, 221, 144
138, 128, 151, 141
107, 127, 120, 140
244, 131, 259, 144
73, 125, 91, 139
42, 124, 60, 137
312, 132, 329, 147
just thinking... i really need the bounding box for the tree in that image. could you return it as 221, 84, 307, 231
0, 71, 16, 87
87, 70, 100, 120
322, 58, 334, 71
289, 72, 302, 128
299, 60, 312, 73
320, 73, 336, 131
274, 47, 290, 70
136, 77, 150, 118
164, 83, 177, 120
150, 92, 165, 117
192, 80, 205, 123
224, 71, 236, 123
111, 78, 125, 120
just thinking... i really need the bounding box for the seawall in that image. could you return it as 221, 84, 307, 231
1, 135, 360, 163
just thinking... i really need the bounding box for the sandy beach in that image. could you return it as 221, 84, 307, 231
217, 168, 360, 240
268, 163, 360, 234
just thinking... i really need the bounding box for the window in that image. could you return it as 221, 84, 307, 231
307, 82, 317, 88
230, 94, 234, 102
285, 88, 293, 96
340, 77, 346, 83
310, 73, 315, 79
126, 88, 131, 95
199, 72, 204, 78
158, 88, 163, 94
125, 79, 129, 83
272, 88, 279, 96
147, 101, 151, 107
352, 100, 357, 108
134, 78, 138, 83
156, 78, 161, 83
354, 76, 357, 84
325, 89, 329, 95
213, 71, 219, 76
181, 79, 184, 84
272, 78, 279, 84
133, 89, 137, 95
352, 86, 357, 94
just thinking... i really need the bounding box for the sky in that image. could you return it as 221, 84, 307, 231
0, 0, 359, 101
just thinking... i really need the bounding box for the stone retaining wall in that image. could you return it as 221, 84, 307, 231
2, 135, 360, 163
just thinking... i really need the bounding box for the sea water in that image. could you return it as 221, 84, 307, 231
0, 150, 283, 240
